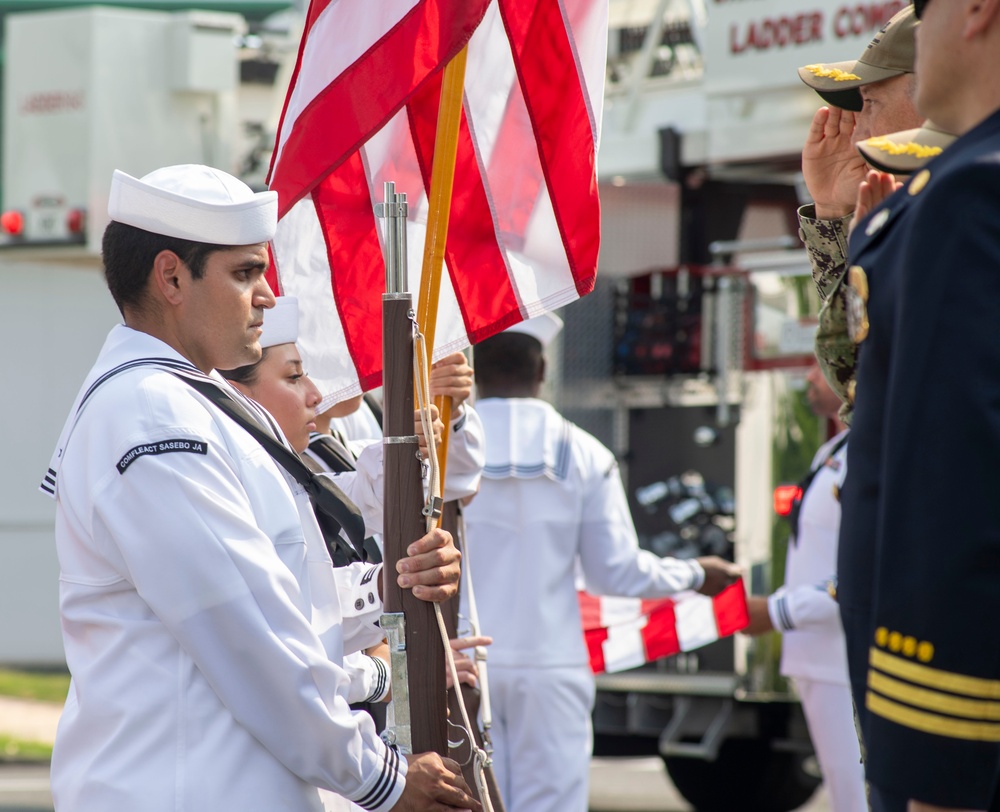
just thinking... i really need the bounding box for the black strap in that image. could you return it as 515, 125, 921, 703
308, 433, 358, 475
790, 432, 849, 545
172, 373, 367, 563
363, 392, 384, 430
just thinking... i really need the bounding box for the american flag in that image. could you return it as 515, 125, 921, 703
267, 0, 608, 405
579, 581, 750, 674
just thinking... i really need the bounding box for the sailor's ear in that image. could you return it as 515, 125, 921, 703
149, 250, 186, 306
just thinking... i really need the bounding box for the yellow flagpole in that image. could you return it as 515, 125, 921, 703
416, 45, 469, 484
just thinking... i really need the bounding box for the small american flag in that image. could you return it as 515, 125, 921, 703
579, 580, 750, 674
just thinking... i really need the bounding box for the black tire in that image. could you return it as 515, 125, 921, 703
663, 738, 821, 812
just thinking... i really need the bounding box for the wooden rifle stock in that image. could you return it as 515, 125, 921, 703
381, 292, 449, 756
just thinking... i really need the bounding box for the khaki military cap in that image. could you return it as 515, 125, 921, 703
856, 121, 956, 174
797, 5, 916, 113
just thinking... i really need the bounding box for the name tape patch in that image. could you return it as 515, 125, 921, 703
117, 438, 208, 474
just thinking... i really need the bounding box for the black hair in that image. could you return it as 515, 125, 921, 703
218, 347, 270, 387
101, 220, 227, 315
474, 332, 544, 390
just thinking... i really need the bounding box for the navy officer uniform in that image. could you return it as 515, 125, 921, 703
839, 106, 1000, 809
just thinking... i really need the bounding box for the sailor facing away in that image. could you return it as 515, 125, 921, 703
41, 164, 479, 812
461, 312, 741, 812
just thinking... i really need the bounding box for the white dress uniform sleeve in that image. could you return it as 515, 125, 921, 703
577, 445, 704, 598
90, 432, 405, 811
333, 563, 386, 653
322, 442, 384, 538
767, 582, 841, 634
442, 404, 485, 501
342, 651, 391, 704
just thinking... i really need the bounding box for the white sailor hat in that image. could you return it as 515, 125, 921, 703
504, 311, 564, 347
107, 164, 277, 245
260, 296, 299, 349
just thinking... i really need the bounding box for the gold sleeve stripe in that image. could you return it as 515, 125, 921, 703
870, 647, 1000, 700
867, 691, 1000, 742
869, 670, 1000, 721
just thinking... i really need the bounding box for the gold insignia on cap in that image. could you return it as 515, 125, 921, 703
866, 208, 890, 237
847, 379, 857, 404
864, 137, 944, 160
909, 169, 931, 196
845, 265, 870, 343
802, 64, 862, 82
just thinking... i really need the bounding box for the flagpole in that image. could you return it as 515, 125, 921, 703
414, 46, 507, 812
415, 45, 469, 481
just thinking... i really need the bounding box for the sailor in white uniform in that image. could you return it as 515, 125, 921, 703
41, 165, 479, 812
461, 313, 741, 812
744, 364, 864, 812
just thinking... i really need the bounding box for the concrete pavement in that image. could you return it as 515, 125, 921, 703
0, 698, 60, 746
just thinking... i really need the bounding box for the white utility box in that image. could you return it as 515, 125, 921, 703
2, 6, 244, 254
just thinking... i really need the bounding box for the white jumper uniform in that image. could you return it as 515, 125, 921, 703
462, 398, 705, 812
328, 397, 485, 502
43, 325, 405, 812
766, 431, 865, 812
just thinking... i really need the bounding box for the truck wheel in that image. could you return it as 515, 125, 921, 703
662, 738, 820, 811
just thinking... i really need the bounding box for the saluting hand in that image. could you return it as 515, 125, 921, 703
849, 169, 902, 237
396, 528, 462, 602
803, 106, 868, 220
392, 752, 482, 811
695, 556, 743, 597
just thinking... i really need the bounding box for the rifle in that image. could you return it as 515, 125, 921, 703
378, 182, 449, 756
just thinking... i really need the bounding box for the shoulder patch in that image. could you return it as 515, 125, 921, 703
117, 438, 208, 474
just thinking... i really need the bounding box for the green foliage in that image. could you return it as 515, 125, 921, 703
0, 734, 53, 762
0, 668, 70, 704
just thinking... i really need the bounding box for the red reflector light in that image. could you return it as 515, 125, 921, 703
1, 210, 24, 236
773, 484, 802, 517
67, 208, 86, 234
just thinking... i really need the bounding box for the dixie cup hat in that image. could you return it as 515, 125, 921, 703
504, 312, 564, 348
259, 296, 300, 349
108, 164, 277, 245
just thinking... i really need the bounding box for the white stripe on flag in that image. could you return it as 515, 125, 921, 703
273, 198, 361, 408
675, 593, 720, 652
603, 616, 649, 674
598, 595, 643, 629
274, 0, 419, 163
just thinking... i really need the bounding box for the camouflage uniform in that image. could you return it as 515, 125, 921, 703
798, 204, 855, 423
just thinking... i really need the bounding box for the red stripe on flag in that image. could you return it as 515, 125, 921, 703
303, 0, 336, 32
584, 626, 608, 675
265, 243, 281, 296
486, 82, 540, 244
269, 0, 491, 216
578, 592, 602, 632
640, 601, 680, 664
406, 79, 523, 343
713, 580, 750, 638
498, 0, 601, 296
311, 155, 386, 392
